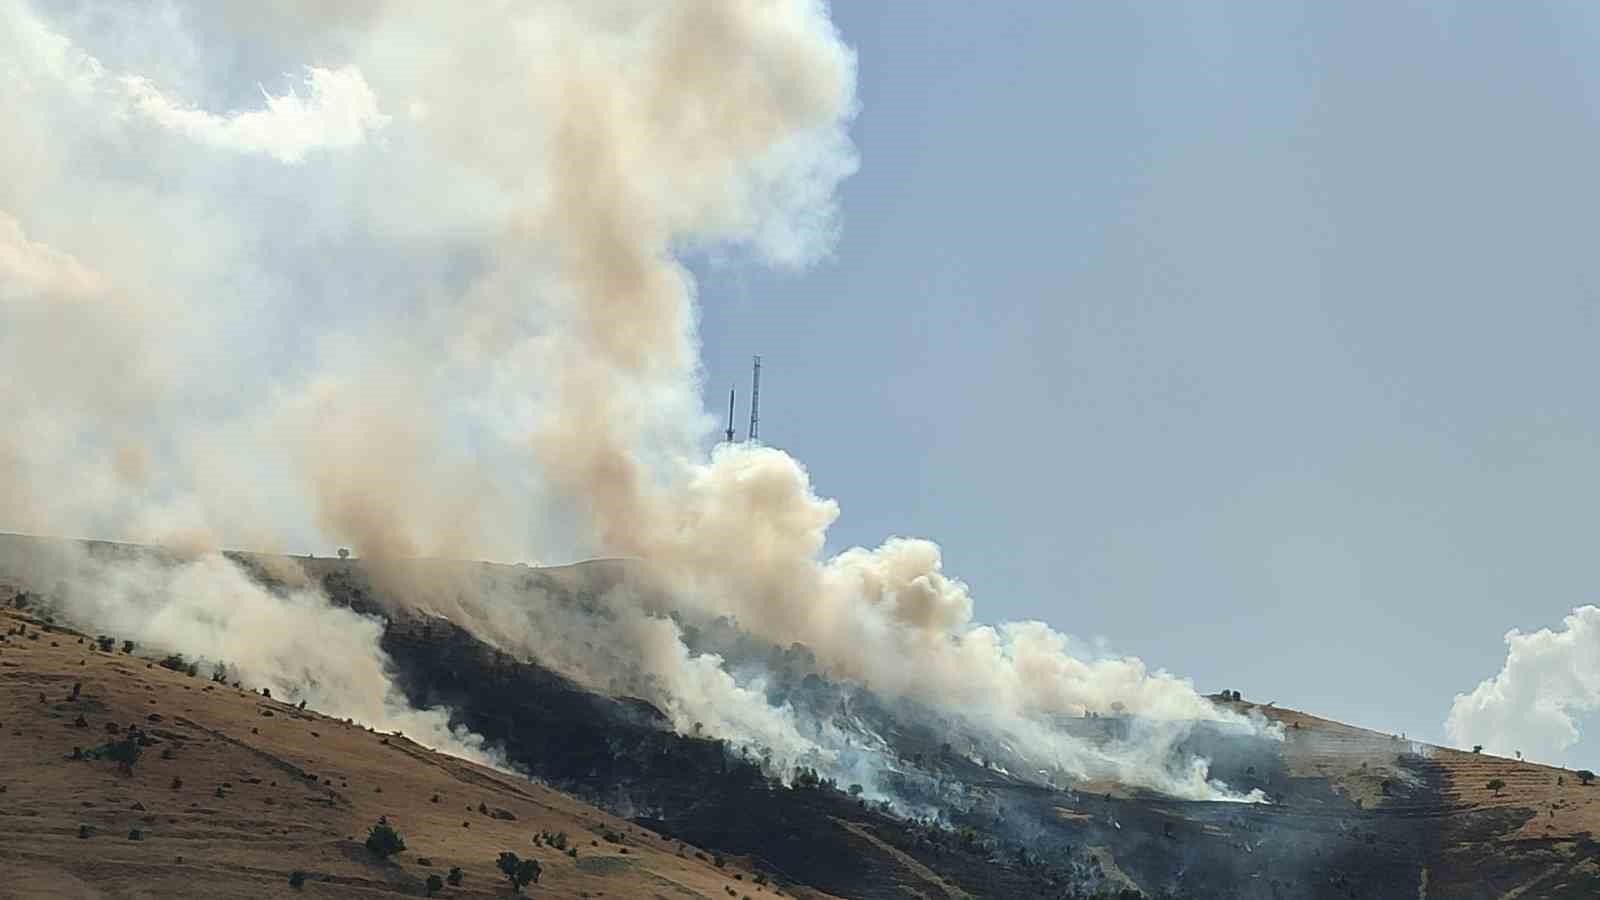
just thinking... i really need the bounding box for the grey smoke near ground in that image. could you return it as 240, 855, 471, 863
1446, 605, 1600, 766
1, 0, 1271, 803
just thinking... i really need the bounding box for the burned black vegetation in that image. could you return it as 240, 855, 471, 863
5, 535, 1597, 899
292, 559, 1598, 899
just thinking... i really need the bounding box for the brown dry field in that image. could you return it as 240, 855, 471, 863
1262, 703, 1600, 839
0, 607, 835, 900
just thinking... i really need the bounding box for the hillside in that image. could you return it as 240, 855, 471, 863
2, 534, 1600, 898
0, 604, 818, 900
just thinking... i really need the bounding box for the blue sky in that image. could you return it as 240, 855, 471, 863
696, 2, 1600, 747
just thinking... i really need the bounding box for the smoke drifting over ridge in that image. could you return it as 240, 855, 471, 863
1, 1, 1268, 803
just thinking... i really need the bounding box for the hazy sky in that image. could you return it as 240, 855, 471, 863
696, 2, 1600, 751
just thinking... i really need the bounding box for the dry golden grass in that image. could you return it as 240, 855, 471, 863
0, 608, 828, 900
1260, 703, 1600, 838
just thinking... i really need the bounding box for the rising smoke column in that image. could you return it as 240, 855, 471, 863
0, 0, 1265, 800
478, 1, 1269, 797
1447, 605, 1600, 765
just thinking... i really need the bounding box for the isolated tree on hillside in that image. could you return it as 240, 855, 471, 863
365, 817, 406, 859
1487, 778, 1506, 797
338, 548, 350, 560
496, 852, 540, 893
105, 733, 143, 775
1578, 769, 1596, 786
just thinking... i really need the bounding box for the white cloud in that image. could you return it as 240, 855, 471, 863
120, 65, 390, 163
1446, 605, 1600, 763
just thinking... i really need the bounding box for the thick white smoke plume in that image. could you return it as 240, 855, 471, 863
1447, 606, 1600, 766
0, 540, 495, 765
1, 0, 1268, 802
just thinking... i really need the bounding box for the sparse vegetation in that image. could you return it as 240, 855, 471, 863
497, 851, 541, 893
365, 817, 406, 859
104, 732, 144, 775
289, 870, 306, 890
1578, 769, 1595, 786
1487, 778, 1506, 797
446, 866, 464, 886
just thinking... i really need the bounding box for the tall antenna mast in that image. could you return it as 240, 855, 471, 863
724, 387, 737, 444
748, 355, 762, 444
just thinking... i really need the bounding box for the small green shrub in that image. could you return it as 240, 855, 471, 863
365, 817, 406, 859
496, 852, 541, 893
105, 734, 144, 775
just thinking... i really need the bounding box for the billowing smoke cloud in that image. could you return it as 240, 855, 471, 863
1, 0, 1268, 804
1446, 606, 1600, 765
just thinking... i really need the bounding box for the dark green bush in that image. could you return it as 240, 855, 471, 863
496, 852, 541, 893
365, 817, 406, 859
